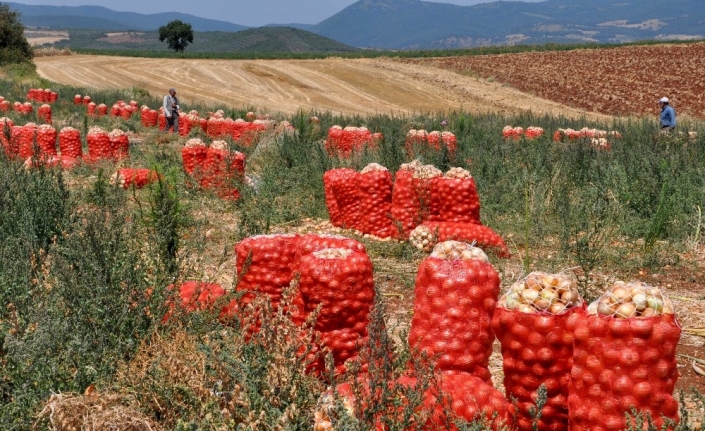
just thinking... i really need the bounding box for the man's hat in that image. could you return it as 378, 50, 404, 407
659, 97, 669, 103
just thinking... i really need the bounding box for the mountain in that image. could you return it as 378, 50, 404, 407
310, 0, 705, 49
10, 2, 247, 32
49, 27, 358, 54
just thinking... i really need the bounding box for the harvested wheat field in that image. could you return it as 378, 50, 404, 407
405, 42, 705, 119
34, 55, 608, 120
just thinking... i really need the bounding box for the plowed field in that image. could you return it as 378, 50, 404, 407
34, 55, 608, 120
405, 42, 705, 119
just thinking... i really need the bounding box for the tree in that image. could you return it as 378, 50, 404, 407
158, 20, 194, 53
0, 3, 33, 65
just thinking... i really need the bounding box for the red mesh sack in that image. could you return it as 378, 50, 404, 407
109, 129, 130, 161
110, 104, 120, 117
158, 113, 166, 130
569, 282, 680, 431
323, 170, 344, 226
37, 104, 52, 124
182, 138, 208, 179
0, 100, 9, 112
59, 127, 82, 159
0, 118, 14, 156
44, 156, 78, 170
21, 102, 33, 114
163, 281, 226, 322
120, 106, 132, 120
330, 371, 512, 431
36, 125, 57, 158
329, 168, 363, 231
235, 234, 301, 310
49, 91, 57, 103
82, 95, 91, 105
17, 124, 38, 160
87, 102, 96, 116
391, 162, 443, 237
3, 125, 22, 158
207, 117, 225, 138
73, 94, 82, 105
111, 168, 160, 189
97, 104, 108, 117
408, 242, 499, 382
198, 117, 208, 133
493, 271, 586, 431
178, 114, 192, 136
429, 168, 481, 224
358, 163, 396, 238
409, 221, 509, 257
298, 248, 375, 374
86, 127, 112, 162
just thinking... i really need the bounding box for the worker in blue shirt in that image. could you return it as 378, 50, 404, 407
659, 97, 676, 130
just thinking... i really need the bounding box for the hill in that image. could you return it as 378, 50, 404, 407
310, 0, 705, 49
48, 27, 358, 54
9, 2, 247, 32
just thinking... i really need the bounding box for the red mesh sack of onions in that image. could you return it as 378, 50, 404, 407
82, 95, 91, 105
37, 104, 52, 124
409, 221, 509, 257
120, 105, 133, 120
17, 124, 38, 160
391, 160, 442, 238
0, 100, 9, 112
59, 127, 82, 159
3, 125, 22, 158
235, 234, 301, 311
323, 169, 345, 227
110, 168, 160, 189
36, 124, 57, 157
408, 241, 499, 382
207, 117, 225, 138
0, 118, 14, 156
298, 247, 375, 375
568, 281, 680, 431
97, 104, 108, 117
162, 281, 226, 323
201, 141, 245, 196
426, 131, 457, 155
86, 127, 112, 162
182, 138, 208, 179
108, 129, 130, 161
86, 102, 97, 117
324, 371, 512, 431
492, 271, 585, 431
74, 94, 82, 105
357, 163, 396, 239
178, 113, 192, 136
429, 167, 481, 224
327, 168, 364, 231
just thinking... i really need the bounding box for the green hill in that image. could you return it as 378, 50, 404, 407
310, 0, 705, 49
48, 27, 358, 54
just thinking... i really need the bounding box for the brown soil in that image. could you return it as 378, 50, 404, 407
34, 55, 609, 120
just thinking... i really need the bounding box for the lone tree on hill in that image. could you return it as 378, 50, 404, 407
0, 3, 33, 65
159, 20, 194, 52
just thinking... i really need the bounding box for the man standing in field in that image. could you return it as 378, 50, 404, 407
658, 97, 676, 131
163, 87, 179, 133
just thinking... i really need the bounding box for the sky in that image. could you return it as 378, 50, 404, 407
13, 0, 543, 27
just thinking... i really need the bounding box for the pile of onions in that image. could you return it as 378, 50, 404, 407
588, 281, 674, 318
444, 166, 472, 179
429, 240, 488, 262
498, 271, 583, 315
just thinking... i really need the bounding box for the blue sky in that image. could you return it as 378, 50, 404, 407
14, 0, 543, 26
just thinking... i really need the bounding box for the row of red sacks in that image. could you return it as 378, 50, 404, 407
168, 234, 374, 375
325, 126, 382, 158
0, 121, 130, 163
182, 140, 245, 200
405, 129, 457, 156
503, 125, 545, 140
323, 165, 507, 255
27, 88, 58, 103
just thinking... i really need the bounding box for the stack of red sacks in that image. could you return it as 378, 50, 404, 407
233, 234, 371, 375
325, 126, 382, 158
181, 139, 245, 200
85, 126, 112, 163
27, 88, 57, 103
405, 129, 457, 157
140, 105, 159, 128
319, 242, 513, 431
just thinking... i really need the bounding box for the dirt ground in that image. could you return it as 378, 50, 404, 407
34, 55, 609, 121
24, 30, 69, 46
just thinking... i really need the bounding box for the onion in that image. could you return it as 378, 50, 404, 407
522, 289, 539, 302
610, 286, 630, 304
597, 299, 614, 316
615, 302, 636, 318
